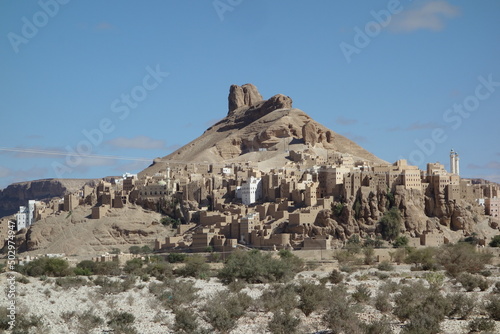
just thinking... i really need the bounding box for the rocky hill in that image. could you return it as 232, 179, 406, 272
0, 179, 98, 218
140, 83, 386, 177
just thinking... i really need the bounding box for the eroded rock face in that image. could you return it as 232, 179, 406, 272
302, 121, 317, 146
228, 83, 263, 113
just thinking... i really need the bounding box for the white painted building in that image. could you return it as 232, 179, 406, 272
15, 200, 36, 231
240, 176, 262, 205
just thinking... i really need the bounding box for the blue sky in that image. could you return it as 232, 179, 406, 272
1, 0, 499, 189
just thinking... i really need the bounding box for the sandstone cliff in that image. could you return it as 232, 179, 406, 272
0, 179, 98, 218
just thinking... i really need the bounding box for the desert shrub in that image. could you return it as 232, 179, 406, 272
489, 235, 500, 247
456, 273, 490, 292
77, 309, 103, 334
394, 282, 450, 334
173, 307, 199, 334
423, 272, 445, 289
345, 235, 362, 254
380, 281, 400, 294
327, 269, 344, 284
374, 291, 392, 313
141, 245, 153, 254
389, 247, 407, 264
260, 284, 298, 313
363, 247, 375, 265
203, 292, 252, 333
437, 243, 492, 277
153, 280, 199, 309
393, 235, 409, 248
20, 257, 71, 277
145, 261, 173, 280
352, 284, 371, 303
295, 281, 328, 316
17, 275, 30, 284
176, 254, 210, 279
494, 281, 500, 294
322, 286, 362, 334
94, 261, 121, 276
379, 207, 402, 241
227, 279, 246, 293
218, 249, 303, 284
485, 294, 500, 321
447, 293, 475, 319
107, 311, 136, 334
55, 276, 88, 290
363, 317, 393, 334
94, 276, 134, 294
267, 310, 301, 334
9, 314, 44, 333
167, 252, 187, 263
405, 247, 438, 271
334, 250, 357, 265
468, 317, 496, 332
363, 236, 383, 248
377, 261, 394, 271
123, 258, 144, 275
129, 246, 141, 254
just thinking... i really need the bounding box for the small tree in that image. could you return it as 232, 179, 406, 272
489, 235, 500, 247
379, 207, 402, 241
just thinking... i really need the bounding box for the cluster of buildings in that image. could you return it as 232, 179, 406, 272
4, 149, 500, 252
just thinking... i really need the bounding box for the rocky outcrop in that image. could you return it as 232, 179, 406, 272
302, 122, 317, 146
0, 179, 97, 218
228, 83, 263, 113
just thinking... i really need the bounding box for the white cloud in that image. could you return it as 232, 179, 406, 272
390, 1, 460, 33
105, 136, 166, 150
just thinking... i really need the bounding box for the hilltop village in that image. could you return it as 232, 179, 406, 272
6, 148, 499, 255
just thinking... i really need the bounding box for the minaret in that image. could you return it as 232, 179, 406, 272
450, 149, 460, 175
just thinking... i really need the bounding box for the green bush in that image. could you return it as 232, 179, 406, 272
152, 280, 199, 309
379, 207, 402, 241
295, 281, 328, 316
20, 257, 71, 277
485, 295, 500, 321
363, 247, 375, 265
55, 276, 88, 289
123, 258, 144, 275
327, 269, 344, 284
107, 311, 136, 333
176, 255, 210, 279
173, 308, 199, 334
405, 247, 438, 271
260, 284, 298, 313
374, 291, 392, 313
129, 246, 141, 254
94, 261, 121, 276
489, 235, 500, 247
468, 318, 496, 332
377, 261, 394, 271
146, 261, 173, 280
447, 293, 475, 319
456, 273, 490, 292
352, 284, 371, 303
363, 317, 393, 334
394, 282, 450, 334
437, 243, 492, 277
393, 236, 409, 248
167, 253, 187, 263
322, 286, 362, 334
203, 292, 252, 333
218, 249, 303, 284
267, 310, 301, 334
77, 309, 104, 334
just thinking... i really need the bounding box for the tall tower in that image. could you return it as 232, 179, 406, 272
450, 149, 460, 175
